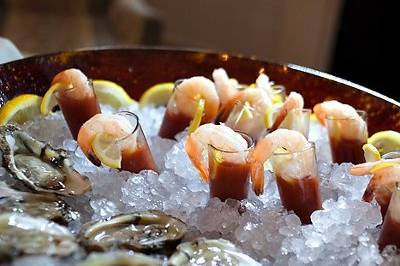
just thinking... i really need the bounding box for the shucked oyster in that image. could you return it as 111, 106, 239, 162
0, 212, 78, 261
169, 238, 260, 266
79, 210, 187, 255
0, 181, 79, 224
0, 124, 90, 196
80, 251, 163, 266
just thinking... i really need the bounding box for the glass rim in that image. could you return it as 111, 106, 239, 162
54, 79, 94, 97
114, 111, 140, 142
208, 130, 254, 153
326, 109, 367, 121
272, 141, 315, 156
271, 84, 286, 94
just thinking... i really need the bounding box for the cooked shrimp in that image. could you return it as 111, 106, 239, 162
185, 124, 248, 182
51, 68, 93, 99
256, 73, 274, 98
351, 159, 400, 215
212, 68, 238, 106
174, 76, 220, 123
269, 92, 304, 132
250, 129, 311, 195
77, 113, 135, 156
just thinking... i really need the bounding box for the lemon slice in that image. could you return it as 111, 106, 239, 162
139, 82, 175, 108
91, 132, 122, 169
0, 94, 43, 125
264, 106, 273, 128
362, 143, 381, 162
93, 80, 136, 108
310, 113, 318, 122
368, 130, 400, 156
40, 83, 62, 115
188, 98, 205, 134
370, 162, 400, 174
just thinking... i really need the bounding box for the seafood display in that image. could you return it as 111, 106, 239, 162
1, 65, 400, 265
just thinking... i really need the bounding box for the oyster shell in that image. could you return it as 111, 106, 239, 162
79, 210, 187, 254
80, 251, 163, 266
169, 238, 260, 266
0, 212, 78, 260
0, 181, 79, 224
0, 124, 91, 196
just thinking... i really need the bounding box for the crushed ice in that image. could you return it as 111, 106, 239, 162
1, 103, 397, 265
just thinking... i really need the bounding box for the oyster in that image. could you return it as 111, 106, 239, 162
0, 181, 79, 224
79, 210, 187, 254
169, 238, 260, 266
80, 251, 163, 266
0, 124, 91, 196
0, 212, 78, 260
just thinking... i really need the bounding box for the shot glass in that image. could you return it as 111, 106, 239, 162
379, 182, 400, 250
271, 85, 287, 104
225, 101, 266, 141
208, 132, 254, 201
277, 108, 311, 138
271, 143, 322, 224
327, 110, 368, 164
117, 111, 158, 173
55, 80, 101, 139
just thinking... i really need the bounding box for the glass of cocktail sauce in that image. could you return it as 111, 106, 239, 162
270, 84, 287, 104
55, 79, 101, 139
225, 101, 266, 141
207, 132, 254, 201
115, 111, 158, 173
379, 182, 400, 250
271, 143, 322, 224
278, 108, 311, 138
326, 110, 368, 164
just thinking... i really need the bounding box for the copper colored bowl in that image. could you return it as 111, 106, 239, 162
0, 48, 399, 134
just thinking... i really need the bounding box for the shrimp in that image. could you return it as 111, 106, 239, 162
77, 113, 135, 157
174, 76, 220, 123
350, 159, 400, 215
185, 124, 248, 182
256, 73, 274, 98
51, 68, 93, 99
212, 68, 238, 106
250, 129, 311, 195
269, 92, 304, 132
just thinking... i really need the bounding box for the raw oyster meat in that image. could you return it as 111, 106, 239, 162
169, 238, 260, 266
79, 210, 187, 255
0, 124, 90, 196
79, 251, 163, 266
0, 181, 79, 224
0, 212, 78, 261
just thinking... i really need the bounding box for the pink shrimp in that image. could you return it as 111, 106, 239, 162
269, 92, 304, 132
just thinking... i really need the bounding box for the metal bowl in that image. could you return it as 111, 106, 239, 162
0, 48, 399, 134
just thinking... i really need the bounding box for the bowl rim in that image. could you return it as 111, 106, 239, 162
1, 46, 399, 107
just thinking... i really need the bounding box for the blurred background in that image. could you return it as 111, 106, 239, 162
0, 0, 396, 99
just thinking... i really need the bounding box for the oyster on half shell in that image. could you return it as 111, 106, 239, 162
0, 124, 91, 196
0, 212, 78, 261
169, 238, 260, 266
0, 181, 79, 224
80, 251, 163, 266
79, 210, 187, 255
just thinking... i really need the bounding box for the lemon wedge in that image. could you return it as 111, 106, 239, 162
139, 82, 175, 108
93, 80, 136, 108
368, 130, 400, 156
188, 98, 205, 134
362, 143, 381, 162
91, 132, 122, 169
370, 162, 400, 174
0, 94, 43, 125
40, 83, 62, 115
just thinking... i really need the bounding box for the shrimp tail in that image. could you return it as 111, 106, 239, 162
251, 161, 265, 195
185, 134, 209, 182
269, 107, 289, 132
312, 103, 327, 126
362, 175, 380, 202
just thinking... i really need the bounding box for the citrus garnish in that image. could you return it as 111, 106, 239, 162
41, 80, 135, 116
370, 162, 400, 174
234, 101, 254, 125
139, 82, 175, 108
310, 113, 318, 122
40, 83, 62, 115
368, 130, 400, 156
0, 94, 43, 125
91, 132, 122, 169
264, 106, 274, 128
188, 98, 205, 134
92, 80, 136, 109
362, 143, 381, 162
